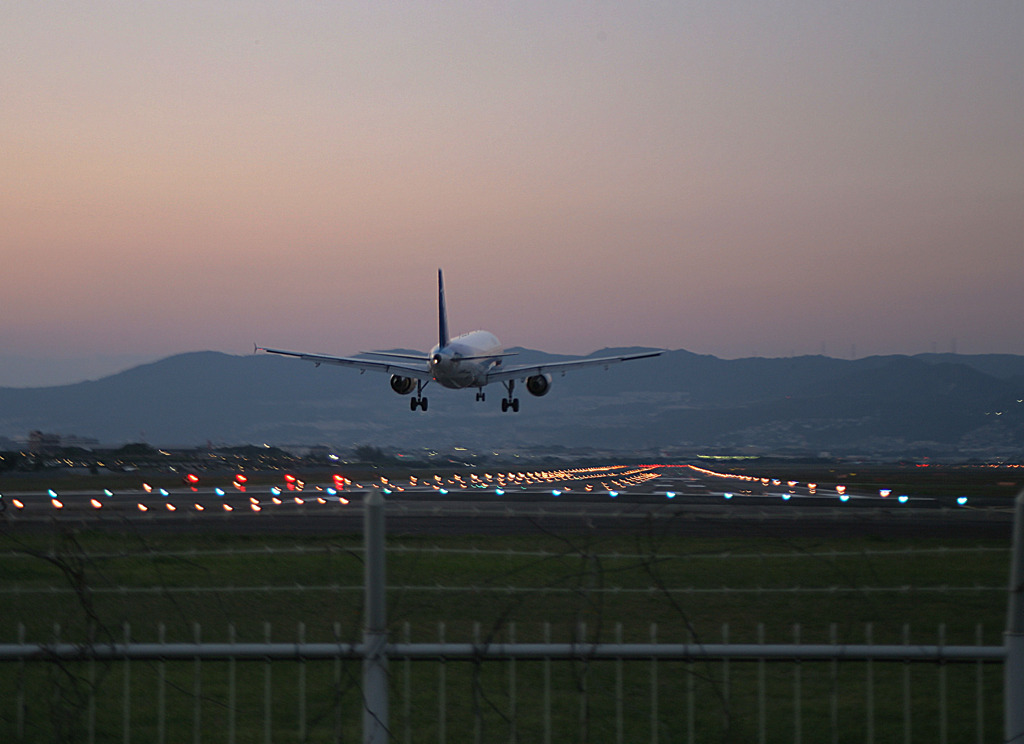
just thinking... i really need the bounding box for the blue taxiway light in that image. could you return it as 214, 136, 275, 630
957, 496, 968, 506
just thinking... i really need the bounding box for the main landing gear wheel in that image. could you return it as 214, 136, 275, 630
409, 379, 429, 411
500, 379, 520, 412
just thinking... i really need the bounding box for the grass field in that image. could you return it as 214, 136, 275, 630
0, 518, 1013, 742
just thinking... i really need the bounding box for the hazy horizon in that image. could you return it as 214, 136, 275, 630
0, 342, 1018, 390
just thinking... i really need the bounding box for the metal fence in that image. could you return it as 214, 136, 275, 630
0, 620, 1010, 743
1, 490, 1022, 743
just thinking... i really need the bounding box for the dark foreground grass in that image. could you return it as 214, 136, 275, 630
0, 527, 1012, 742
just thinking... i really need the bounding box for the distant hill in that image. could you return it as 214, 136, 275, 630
0, 349, 1022, 459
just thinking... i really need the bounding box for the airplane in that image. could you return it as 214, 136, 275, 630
257, 269, 661, 412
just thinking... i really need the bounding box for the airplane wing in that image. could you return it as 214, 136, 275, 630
485, 350, 662, 384
256, 346, 432, 380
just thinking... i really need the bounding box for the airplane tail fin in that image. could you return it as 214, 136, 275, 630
437, 268, 450, 348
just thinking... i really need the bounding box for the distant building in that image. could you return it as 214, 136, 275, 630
27, 430, 99, 454
28, 431, 61, 455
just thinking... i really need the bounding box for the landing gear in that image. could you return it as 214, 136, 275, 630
501, 380, 520, 413
410, 380, 429, 411
475, 389, 486, 402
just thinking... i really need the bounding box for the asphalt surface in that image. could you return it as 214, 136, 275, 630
0, 466, 1014, 539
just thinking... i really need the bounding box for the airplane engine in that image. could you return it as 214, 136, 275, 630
390, 375, 416, 395
525, 373, 553, 397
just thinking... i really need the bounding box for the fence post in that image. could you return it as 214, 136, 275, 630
1007, 489, 1024, 743
364, 490, 390, 743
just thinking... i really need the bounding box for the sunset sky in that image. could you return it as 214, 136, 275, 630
3, 1, 1022, 386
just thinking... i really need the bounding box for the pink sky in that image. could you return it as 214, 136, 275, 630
3, 2, 1022, 386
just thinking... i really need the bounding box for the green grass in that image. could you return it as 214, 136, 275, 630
0, 527, 1012, 742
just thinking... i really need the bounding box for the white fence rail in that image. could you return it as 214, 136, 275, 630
0, 621, 1009, 744
1, 491, 1022, 743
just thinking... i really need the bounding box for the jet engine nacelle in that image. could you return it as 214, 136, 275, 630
525, 373, 553, 397
390, 375, 416, 395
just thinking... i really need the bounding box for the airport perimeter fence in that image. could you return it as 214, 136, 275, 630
0, 491, 1022, 743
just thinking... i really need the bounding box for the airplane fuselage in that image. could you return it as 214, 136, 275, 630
429, 330, 503, 389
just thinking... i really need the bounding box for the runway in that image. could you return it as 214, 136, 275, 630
0, 465, 1013, 539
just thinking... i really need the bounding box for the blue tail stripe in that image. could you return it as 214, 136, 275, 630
438, 269, 449, 348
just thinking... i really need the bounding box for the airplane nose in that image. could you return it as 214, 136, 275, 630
431, 353, 443, 366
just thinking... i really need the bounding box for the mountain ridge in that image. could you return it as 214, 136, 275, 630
1, 349, 1021, 458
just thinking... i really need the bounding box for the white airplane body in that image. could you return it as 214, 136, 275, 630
258, 270, 661, 412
